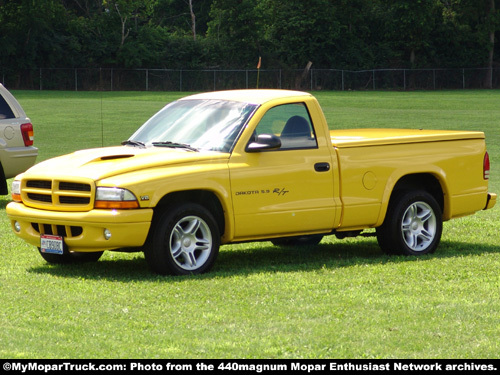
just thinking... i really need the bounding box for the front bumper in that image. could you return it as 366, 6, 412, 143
6, 202, 153, 252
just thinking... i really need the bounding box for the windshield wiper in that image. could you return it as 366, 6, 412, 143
121, 140, 146, 147
152, 141, 199, 152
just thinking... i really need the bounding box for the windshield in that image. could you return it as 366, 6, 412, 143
128, 99, 257, 152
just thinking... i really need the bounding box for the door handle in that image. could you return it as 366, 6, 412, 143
314, 162, 330, 172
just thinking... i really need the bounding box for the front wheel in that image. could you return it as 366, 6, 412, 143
376, 190, 442, 256
144, 203, 220, 276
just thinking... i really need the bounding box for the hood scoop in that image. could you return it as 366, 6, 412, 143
99, 154, 134, 161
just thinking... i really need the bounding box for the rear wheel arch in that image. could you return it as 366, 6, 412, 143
390, 173, 445, 212
379, 173, 445, 223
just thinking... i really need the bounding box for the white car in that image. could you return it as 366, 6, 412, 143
0, 83, 38, 195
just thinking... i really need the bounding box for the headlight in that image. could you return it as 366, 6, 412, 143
95, 187, 139, 209
11, 180, 22, 202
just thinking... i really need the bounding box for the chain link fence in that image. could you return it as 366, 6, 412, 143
2, 67, 499, 91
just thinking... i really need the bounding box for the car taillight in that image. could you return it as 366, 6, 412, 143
484, 152, 490, 180
20, 123, 34, 146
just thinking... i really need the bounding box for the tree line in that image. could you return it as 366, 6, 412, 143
0, 0, 498, 87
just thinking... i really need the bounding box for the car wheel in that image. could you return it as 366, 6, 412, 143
376, 190, 442, 255
144, 203, 220, 275
38, 248, 103, 264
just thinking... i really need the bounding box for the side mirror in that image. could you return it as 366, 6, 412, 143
246, 134, 282, 152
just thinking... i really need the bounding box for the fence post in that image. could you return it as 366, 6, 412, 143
146, 69, 149, 91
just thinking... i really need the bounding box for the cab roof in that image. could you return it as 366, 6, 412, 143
179, 89, 312, 105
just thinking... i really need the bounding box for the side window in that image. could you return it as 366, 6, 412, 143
0, 95, 15, 119
254, 103, 317, 150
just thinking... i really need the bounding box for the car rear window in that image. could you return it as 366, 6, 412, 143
0, 95, 15, 119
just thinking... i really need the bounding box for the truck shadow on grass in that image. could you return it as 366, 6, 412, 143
28, 237, 500, 282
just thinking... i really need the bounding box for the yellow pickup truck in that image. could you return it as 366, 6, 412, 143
6, 90, 496, 275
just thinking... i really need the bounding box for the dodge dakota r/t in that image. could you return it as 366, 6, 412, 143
6, 90, 496, 275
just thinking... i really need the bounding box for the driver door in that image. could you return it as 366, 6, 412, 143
228, 102, 337, 240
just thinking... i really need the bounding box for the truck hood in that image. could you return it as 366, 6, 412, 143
23, 146, 229, 181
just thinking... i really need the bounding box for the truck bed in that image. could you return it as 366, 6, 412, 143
330, 128, 485, 148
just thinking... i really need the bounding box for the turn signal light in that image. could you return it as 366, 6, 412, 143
11, 180, 22, 202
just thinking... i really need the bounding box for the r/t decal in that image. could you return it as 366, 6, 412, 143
273, 187, 289, 196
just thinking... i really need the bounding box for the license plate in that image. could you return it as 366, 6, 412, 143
40, 234, 64, 255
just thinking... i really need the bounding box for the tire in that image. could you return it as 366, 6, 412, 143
376, 190, 442, 256
144, 203, 220, 276
38, 248, 103, 264
271, 234, 324, 247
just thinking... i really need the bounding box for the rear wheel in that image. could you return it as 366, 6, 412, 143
376, 190, 442, 256
144, 203, 220, 275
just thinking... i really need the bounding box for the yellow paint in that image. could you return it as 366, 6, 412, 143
6, 90, 495, 252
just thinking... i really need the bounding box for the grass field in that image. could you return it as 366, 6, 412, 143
1, 90, 499, 359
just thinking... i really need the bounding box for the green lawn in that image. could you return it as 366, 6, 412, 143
1, 90, 499, 359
